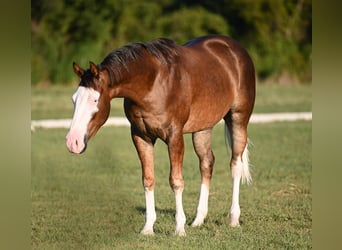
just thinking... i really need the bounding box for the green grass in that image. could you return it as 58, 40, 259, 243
253, 84, 311, 113
31, 121, 311, 249
31, 84, 311, 248
31, 84, 311, 120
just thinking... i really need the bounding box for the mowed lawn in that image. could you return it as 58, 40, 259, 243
31, 84, 311, 249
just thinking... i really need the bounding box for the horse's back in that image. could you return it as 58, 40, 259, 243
180, 35, 255, 132
183, 35, 255, 88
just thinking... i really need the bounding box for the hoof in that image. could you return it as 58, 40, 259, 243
229, 218, 240, 227
174, 228, 186, 236
140, 228, 154, 235
191, 217, 204, 227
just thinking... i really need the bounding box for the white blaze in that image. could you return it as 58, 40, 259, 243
66, 86, 100, 153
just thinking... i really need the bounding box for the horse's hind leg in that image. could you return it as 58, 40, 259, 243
191, 129, 215, 227
224, 110, 252, 227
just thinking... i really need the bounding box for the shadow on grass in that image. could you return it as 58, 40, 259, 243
135, 206, 234, 230
135, 206, 175, 216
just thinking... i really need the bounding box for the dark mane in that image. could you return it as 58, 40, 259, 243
100, 38, 179, 83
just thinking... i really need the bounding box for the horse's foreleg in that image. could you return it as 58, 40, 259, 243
168, 131, 186, 236
142, 188, 156, 235
191, 129, 214, 227
132, 133, 156, 235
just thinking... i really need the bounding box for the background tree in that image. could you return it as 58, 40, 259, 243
31, 0, 311, 85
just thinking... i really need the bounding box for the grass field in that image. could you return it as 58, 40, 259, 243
31, 84, 311, 249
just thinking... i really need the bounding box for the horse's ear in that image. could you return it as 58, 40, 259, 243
73, 62, 84, 78
89, 61, 99, 78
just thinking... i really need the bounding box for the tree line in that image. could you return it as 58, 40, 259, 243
31, 0, 311, 85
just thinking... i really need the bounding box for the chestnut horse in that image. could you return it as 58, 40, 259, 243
66, 35, 255, 236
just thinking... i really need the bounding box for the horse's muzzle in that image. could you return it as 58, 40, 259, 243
66, 132, 88, 154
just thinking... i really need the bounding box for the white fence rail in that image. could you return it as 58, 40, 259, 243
31, 112, 312, 131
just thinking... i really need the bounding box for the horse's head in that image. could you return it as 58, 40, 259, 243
66, 62, 111, 154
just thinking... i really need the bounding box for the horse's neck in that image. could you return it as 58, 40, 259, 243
109, 65, 157, 106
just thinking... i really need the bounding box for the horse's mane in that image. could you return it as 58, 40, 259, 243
100, 38, 179, 83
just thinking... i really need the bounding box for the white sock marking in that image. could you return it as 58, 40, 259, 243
174, 189, 186, 236
191, 184, 209, 227
230, 157, 242, 227
141, 189, 156, 235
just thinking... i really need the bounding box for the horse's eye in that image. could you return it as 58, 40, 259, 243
94, 99, 98, 103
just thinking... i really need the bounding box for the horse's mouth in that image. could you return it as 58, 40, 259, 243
79, 134, 88, 154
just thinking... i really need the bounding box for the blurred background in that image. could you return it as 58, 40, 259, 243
31, 0, 311, 86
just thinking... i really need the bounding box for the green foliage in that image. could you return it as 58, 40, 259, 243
231, 0, 312, 82
31, 0, 311, 85
157, 7, 229, 44
115, 1, 163, 44
31, 0, 121, 84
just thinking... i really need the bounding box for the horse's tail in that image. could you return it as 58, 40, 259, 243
224, 124, 252, 185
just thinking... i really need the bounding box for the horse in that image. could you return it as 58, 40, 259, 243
66, 35, 255, 236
